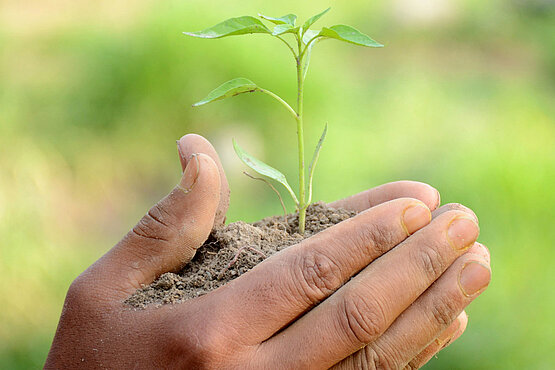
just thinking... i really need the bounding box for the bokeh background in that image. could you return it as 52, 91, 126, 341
1, 0, 554, 368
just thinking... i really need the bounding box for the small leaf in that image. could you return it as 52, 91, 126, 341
302, 32, 318, 80
307, 123, 328, 204
308, 123, 327, 176
302, 43, 314, 80
301, 7, 331, 34
302, 29, 320, 45
184, 16, 270, 39
259, 13, 297, 26
193, 78, 260, 107
272, 24, 298, 36
301, 30, 320, 80
319, 25, 383, 47
233, 139, 299, 205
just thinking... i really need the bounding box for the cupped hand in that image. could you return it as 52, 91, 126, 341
45, 134, 491, 369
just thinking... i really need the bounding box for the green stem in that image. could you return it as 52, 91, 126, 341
296, 34, 307, 234
259, 89, 297, 120
299, 36, 320, 60
274, 35, 298, 60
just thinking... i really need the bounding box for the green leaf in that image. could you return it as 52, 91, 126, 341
193, 78, 260, 107
302, 43, 314, 80
184, 16, 270, 39
272, 24, 298, 36
301, 7, 331, 34
233, 139, 299, 205
308, 123, 327, 177
319, 25, 383, 47
302, 29, 320, 45
259, 13, 297, 26
301, 30, 321, 80
307, 123, 328, 204
302, 31, 319, 80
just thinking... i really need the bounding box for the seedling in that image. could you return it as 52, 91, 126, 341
185, 8, 382, 234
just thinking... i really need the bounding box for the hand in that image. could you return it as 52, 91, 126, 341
45, 134, 491, 369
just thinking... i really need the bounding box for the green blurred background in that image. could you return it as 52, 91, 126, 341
1, 0, 554, 368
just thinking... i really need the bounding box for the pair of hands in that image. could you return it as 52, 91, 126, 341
45, 134, 491, 369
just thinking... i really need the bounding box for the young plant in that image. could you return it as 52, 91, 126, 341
185, 8, 382, 234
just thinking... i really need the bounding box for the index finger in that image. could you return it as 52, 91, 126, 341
329, 181, 440, 213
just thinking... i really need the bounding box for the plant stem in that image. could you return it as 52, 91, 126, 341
296, 35, 307, 234
259, 89, 298, 120
274, 35, 298, 60
243, 171, 288, 224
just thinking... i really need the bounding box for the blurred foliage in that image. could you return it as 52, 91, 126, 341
1, 0, 554, 368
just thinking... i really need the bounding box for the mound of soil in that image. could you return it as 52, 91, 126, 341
125, 202, 356, 308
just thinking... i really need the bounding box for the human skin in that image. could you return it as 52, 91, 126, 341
45, 134, 491, 369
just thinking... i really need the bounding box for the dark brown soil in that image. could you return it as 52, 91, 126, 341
125, 202, 356, 309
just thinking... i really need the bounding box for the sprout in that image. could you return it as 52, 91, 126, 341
185, 8, 383, 234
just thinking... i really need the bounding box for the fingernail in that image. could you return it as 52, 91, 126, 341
402, 205, 431, 235
434, 188, 441, 210
176, 140, 187, 172
435, 319, 460, 347
447, 217, 479, 251
458, 261, 491, 297
179, 153, 200, 193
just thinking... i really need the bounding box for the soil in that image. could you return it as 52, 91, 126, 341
125, 202, 357, 309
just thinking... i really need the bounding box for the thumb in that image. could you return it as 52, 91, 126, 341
89, 153, 221, 297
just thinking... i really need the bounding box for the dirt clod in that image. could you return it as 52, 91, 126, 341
125, 202, 356, 308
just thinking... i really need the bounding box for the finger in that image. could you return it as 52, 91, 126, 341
365, 253, 488, 370
329, 181, 440, 213
259, 209, 480, 368
432, 203, 478, 224
177, 133, 230, 225
404, 311, 469, 369
331, 311, 469, 370
200, 198, 432, 344
335, 250, 486, 370
87, 153, 221, 298
447, 310, 469, 347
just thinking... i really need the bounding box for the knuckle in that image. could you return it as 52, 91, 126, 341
296, 250, 344, 302
132, 205, 176, 243
66, 276, 90, 304
351, 344, 399, 370
339, 288, 388, 345
165, 319, 225, 368
359, 346, 383, 370
371, 342, 406, 370
361, 220, 400, 255
149, 202, 175, 228
338, 217, 397, 259
430, 295, 462, 327
412, 245, 446, 278
63, 276, 100, 318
